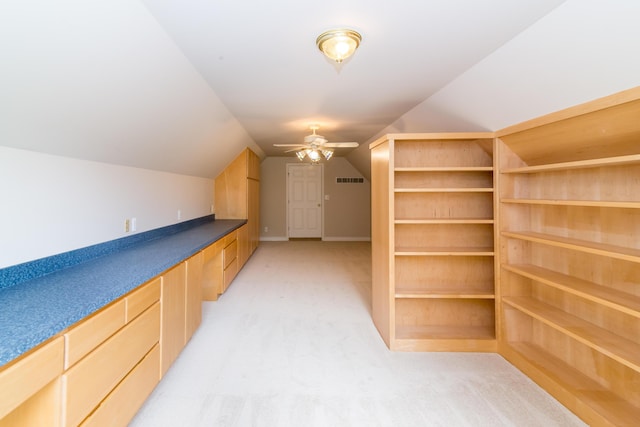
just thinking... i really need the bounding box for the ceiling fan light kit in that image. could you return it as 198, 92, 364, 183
316, 29, 362, 63
274, 126, 358, 163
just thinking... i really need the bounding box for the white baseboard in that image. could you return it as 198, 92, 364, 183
322, 237, 371, 242
260, 236, 371, 242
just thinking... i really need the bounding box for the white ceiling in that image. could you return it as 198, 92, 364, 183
140, 0, 566, 157
6, 1, 640, 180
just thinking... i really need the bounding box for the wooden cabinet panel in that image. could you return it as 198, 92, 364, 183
248, 177, 260, 254
247, 148, 260, 180
215, 151, 247, 219
223, 239, 237, 269
237, 224, 249, 268
79, 344, 159, 427
215, 147, 260, 259
0, 336, 64, 421
202, 240, 223, 301
185, 252, 203, 343
160, 263, 186, 376
0, 376, 61, 427
223, 258, 238, 293
126, 277, 161, 323
62, 303, 160, 427
64, 300, 126, 370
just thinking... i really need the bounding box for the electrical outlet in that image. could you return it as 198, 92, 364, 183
264, 226, 268, 233
131, 217, 137, 232
177, 209, 182, 220
124, 219, 130, 233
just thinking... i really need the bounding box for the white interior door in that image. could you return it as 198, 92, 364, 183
287, 163, 323, 238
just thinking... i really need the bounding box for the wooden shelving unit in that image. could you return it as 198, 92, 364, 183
370, 133, 497, 352
496, 89, 640, 425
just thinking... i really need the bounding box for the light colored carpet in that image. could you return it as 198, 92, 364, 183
130, 241, 587, 427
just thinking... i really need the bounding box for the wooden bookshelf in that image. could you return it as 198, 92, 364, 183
496, 88, 640, 425
370, 133, 497, 352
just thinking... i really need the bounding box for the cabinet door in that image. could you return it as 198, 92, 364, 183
202, 241, 223, 301
214, 151, 247, 219
237, 224, 249, 268
247, 148, 260, 180
185, 252, 203, 343
248, 178, 260, 254
160, 263, 186, 376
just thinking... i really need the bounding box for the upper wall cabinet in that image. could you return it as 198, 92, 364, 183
496, 87, 640, 426
370, 133, 497, 352
215, 148, 260, 255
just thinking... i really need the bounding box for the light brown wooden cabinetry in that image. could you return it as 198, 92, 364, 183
215, 148, 260, 257
202, 239, 224, 301
185, 251, 203, 342
370, 133, 497, 352
496, 88, 640, 425
0, 337, 64, 427
62, 278, 160, 427
0, 278, 161, 427
160, 263, 186, 376
201, 226, 245, 300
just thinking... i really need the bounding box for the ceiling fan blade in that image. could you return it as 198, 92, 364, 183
273, 144, 308, 147
284, 147, 307, 153
323, 142, 359, 148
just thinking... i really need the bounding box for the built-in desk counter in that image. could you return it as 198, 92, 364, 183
0, 218, 245, 367
0, 217, 248, 425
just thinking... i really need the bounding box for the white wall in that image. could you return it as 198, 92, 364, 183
0, 147, 214, 268
349, 0, 640, 179
397, 0, 640, 132
0, 0, 262, 179
0, 1, 261, 268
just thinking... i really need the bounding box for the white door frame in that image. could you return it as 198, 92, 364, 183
286, 163, 324, 239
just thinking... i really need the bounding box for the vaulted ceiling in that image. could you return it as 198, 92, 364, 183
3, 1, 640, 180
140, 0, 565, 157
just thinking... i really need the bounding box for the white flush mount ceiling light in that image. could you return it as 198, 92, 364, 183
316, 29, 362, 63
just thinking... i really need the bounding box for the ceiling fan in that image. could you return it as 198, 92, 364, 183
273, 126, 359, 162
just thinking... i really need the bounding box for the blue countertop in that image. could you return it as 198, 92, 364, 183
0, 218, 245, 366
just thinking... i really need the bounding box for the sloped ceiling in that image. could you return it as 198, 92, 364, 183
1, 0, 566, 179
0, 0, 263, 178
140, 0, 566, 160
3, 2, 639, 181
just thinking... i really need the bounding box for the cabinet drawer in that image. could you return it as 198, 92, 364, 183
0, 336, 64, 420
126, 277, 161, 322
62, 303, 160, 427
202, 241, 223, 301
223, 239, 237, 269
64, 300, 126, 370
80, 344, 160, 427
223, 257, 238, 292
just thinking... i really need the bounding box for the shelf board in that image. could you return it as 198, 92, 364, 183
502, 263, 640, 319
395, 219, 494, 224
395, 247, 494, 256
395, 289, 495, 299
501, 230, 640, 263
505, 342, 640, 426
395, 187, 493, 193
501, 198, 640, 209
395, 324, 496, 341
395, 166, 494, 172
501, 154, 640, 174
503, 296, 640, 373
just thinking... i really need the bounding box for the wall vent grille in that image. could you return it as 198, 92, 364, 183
336, 177, 364, 183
